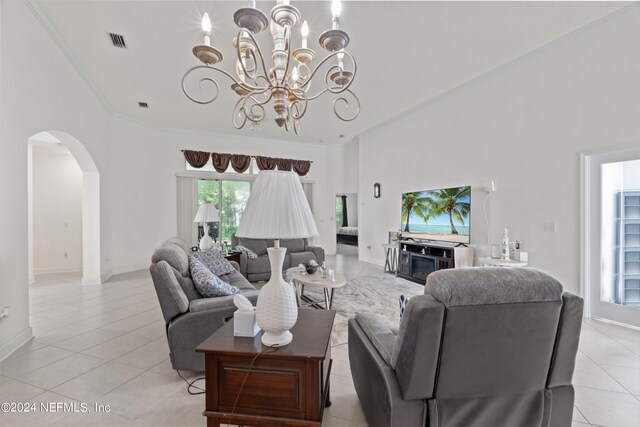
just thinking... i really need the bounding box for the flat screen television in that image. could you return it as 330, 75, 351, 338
401, 186, 471, 245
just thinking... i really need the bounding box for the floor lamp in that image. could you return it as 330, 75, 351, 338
235, 170, 318, 347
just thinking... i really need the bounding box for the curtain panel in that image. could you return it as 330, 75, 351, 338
256, 156, 277, 170
212, 153, 231, 173
184, 150, 210, 168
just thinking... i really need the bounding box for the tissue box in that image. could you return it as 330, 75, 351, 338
233, 310, 259, 337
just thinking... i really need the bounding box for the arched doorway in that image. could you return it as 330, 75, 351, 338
28, 131, 101, 285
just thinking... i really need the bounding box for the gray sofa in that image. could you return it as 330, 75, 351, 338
149, 238, 259, 371
231, 234, 325, 282
349, 267, 583, 427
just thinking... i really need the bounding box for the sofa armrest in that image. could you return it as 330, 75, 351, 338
305, 245, 325, 263
235, 252, 248, 275
229, 260, 240, 271
354, 313, 397, 365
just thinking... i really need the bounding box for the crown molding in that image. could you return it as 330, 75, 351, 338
25, 0, 113, 114
110, 112, 327, 151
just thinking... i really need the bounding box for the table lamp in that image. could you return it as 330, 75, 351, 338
193, 203, 220, 251
236, 170, 319, 346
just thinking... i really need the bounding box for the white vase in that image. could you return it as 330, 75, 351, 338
454, 246, 475, 268
199, 223, 214, 251
255, 247, 298, 346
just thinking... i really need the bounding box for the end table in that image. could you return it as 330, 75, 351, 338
196, 309, 335, 427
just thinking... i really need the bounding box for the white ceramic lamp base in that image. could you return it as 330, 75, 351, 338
199, 223, 214, 251
255, 246, 298, 347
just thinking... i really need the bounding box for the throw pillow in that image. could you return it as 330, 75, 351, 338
189, 257, 240, 298
399, 294, 409, 319
234, 245, 258, 260
192, 250, 236, 276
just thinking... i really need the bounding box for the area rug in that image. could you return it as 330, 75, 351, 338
301, 274, 424, 346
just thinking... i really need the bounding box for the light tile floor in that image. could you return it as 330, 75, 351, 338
0, 246, 638, 427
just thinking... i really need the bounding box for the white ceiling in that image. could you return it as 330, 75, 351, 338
36, 1, 629, 144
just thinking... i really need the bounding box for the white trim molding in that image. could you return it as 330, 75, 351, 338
0, 327, 34, 364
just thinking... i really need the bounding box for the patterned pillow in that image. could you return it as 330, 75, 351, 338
399, 294, 409, 319
189, 257, 239, 298
234, 245, 258, 260
192, 250, 236, 276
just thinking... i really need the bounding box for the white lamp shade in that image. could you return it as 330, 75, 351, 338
236, 170, 318, 239
193, 203, 220, 223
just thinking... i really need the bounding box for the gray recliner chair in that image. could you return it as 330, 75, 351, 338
150, 238, 259, 371
349, 267, 583, 427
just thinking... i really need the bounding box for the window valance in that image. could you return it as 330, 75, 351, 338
183, 150, 312, 176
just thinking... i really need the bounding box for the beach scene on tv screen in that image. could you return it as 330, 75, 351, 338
401, 186, 471, 244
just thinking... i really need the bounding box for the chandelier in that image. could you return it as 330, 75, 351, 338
182, 0, 359, 134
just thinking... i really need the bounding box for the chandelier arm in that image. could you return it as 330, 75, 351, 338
332, 89, 361, 122
289, 89, 308, 119
242, 96, 266, 123
232, 97, 249, 129
236, 28, 271, 87
278, 26, 293, 87
305, 88, 330, 101
182, 64, 272, 103
298, 50, 357, 94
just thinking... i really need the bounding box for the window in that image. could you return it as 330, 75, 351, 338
197, 179, 251, 247
602, 160, 640, 307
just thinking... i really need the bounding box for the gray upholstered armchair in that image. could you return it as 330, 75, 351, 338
349, 267, 583, 427
149, 238, 259, 371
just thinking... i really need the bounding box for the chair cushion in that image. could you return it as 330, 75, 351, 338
237, 238, 268, 256
354, 313, 398, 365
289, 251, 316, 268
234, 245, 258, 259
189, 257, 239, 298
192, 251, 236, 276
218, 269, 256, 291
425, 267, 563, 307
280, 238, 305, 253
156, 261, 189, 313
189, 290, 260, 313
247, 254, 271, 274
152, 243, 189, 276
164, 238, 191, 256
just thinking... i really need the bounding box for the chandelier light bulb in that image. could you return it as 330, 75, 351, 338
331, 0, 342, 18
337, 50, 344, 71
201, 13, 211, 46
301, 21, 309, 48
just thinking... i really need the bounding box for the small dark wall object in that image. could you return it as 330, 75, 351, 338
373, 183, 381, 198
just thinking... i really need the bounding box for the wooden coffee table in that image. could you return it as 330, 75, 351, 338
196, 309, 335, 427
289, 270, 346, 310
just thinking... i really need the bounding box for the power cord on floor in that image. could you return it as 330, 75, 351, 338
225, 345, 280, 427
176, 369, 206, 395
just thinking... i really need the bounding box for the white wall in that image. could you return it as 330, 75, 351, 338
342, 193, 358, 227
32, 146, 83, 274
358, 5, 640, 294
0, 1, 111, 360
109, 116, 331, 273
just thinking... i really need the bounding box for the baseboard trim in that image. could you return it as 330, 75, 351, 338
101, 263, 148, 283
0, 327, 34, 363
359, 255, 384, 267
591, 316, 640, 332
81, 276, 102, 286
33, 267, 82, 275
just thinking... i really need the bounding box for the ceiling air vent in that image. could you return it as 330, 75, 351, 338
109, 32, 127, 48
138, 102, 149, 108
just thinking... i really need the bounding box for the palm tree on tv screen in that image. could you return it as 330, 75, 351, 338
401, 192, 432, 232
427, 187, 471, 235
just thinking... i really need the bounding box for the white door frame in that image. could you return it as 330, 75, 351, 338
28, 131, 102, 285
581, 143, 640, 327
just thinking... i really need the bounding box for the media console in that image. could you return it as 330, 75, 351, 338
397, 240, 455, 284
